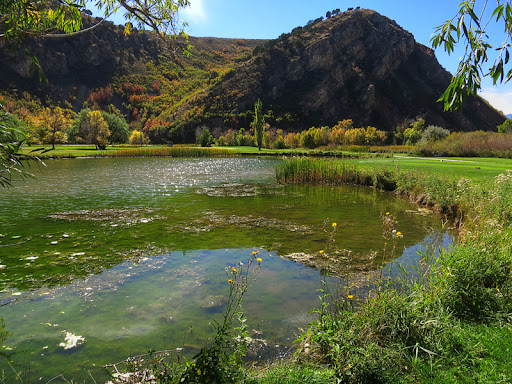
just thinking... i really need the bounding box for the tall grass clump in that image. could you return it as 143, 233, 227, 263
103, 146, 231, 158
417, 131, 512, 158
276, 157, 401, 189
299, 273, 494, 383
275, 157, 363, 185
299, 231, 512, 382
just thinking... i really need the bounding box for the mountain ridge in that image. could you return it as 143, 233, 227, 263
167, 9, 503, 142
0, 8, 505, 143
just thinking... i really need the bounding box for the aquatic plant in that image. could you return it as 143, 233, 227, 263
106, 252, 263, 383
276, 157, 462, 214
180, 252, 262, 383
58, 331, 85, 350
275, 157, 362, 185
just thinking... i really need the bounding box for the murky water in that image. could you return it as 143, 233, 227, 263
0, 157, 451, 382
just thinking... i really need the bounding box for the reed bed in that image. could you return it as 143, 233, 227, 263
103, 146, 231, 158
276, 157, 462, 214
275, 157, 365, 185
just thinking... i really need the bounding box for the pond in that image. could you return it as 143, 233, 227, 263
0, 157, 452, 382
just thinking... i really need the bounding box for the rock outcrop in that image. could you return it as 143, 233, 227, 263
176, 9, 503, 132
0, 17, 163, 105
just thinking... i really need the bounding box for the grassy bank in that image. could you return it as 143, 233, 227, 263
266, 158, 512, 383
19, 145, 232, 158
348, 155, 512, 181
19, 144, 402, 159
103, 146, 231, 157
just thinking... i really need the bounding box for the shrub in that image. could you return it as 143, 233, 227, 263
497, 118, 512, 133
344, 127, 366, 145
418, 131, 512, 158
419, 125, 450, 143
284, 132, 299, 148
403, 127, 422, 145
329, 127, 346, 145
364, 126, 386, 145
129, 130, 145, 146
312, 126, 330, 147
300, 130, 316, 149
274, 135, 286, 149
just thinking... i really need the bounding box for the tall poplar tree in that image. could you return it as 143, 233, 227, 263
254, 99, 265, 151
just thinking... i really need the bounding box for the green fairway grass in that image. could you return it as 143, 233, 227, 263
349, 155, 512, 181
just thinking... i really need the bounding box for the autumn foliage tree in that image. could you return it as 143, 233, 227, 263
82, 111, 110, 149
68, 108, 128, 146
101, 111, 129, 143
129, 130, 145, 146
29, 107, 73, 148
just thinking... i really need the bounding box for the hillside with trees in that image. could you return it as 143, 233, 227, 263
170, 9, 504, 143
0, 8, 505, 146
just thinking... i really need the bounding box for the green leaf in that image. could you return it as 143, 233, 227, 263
493, 4, 505, 21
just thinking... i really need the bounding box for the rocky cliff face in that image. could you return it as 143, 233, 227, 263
0, 17, 165, 105
179, 9, 503, 132
0, 17, 263, 108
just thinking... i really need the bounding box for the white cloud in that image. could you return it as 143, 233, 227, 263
479, 88, 512, 115
182, 0, 207, 23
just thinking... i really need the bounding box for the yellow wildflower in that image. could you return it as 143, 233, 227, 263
386, 212, 390, 215
348, 295, 354, 299
332, 222, 337, 227
396, 231, 403, 237
232, 267, 237, 272
228, 279, 233, 284
257, 258, 262, 263
319, 250, 324, 254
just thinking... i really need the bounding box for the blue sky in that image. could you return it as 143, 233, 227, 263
100, 0, 512, 114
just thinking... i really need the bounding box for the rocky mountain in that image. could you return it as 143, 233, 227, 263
0, 8, 505, 143
1, 18, 156, 97
170, 8, 503, 139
